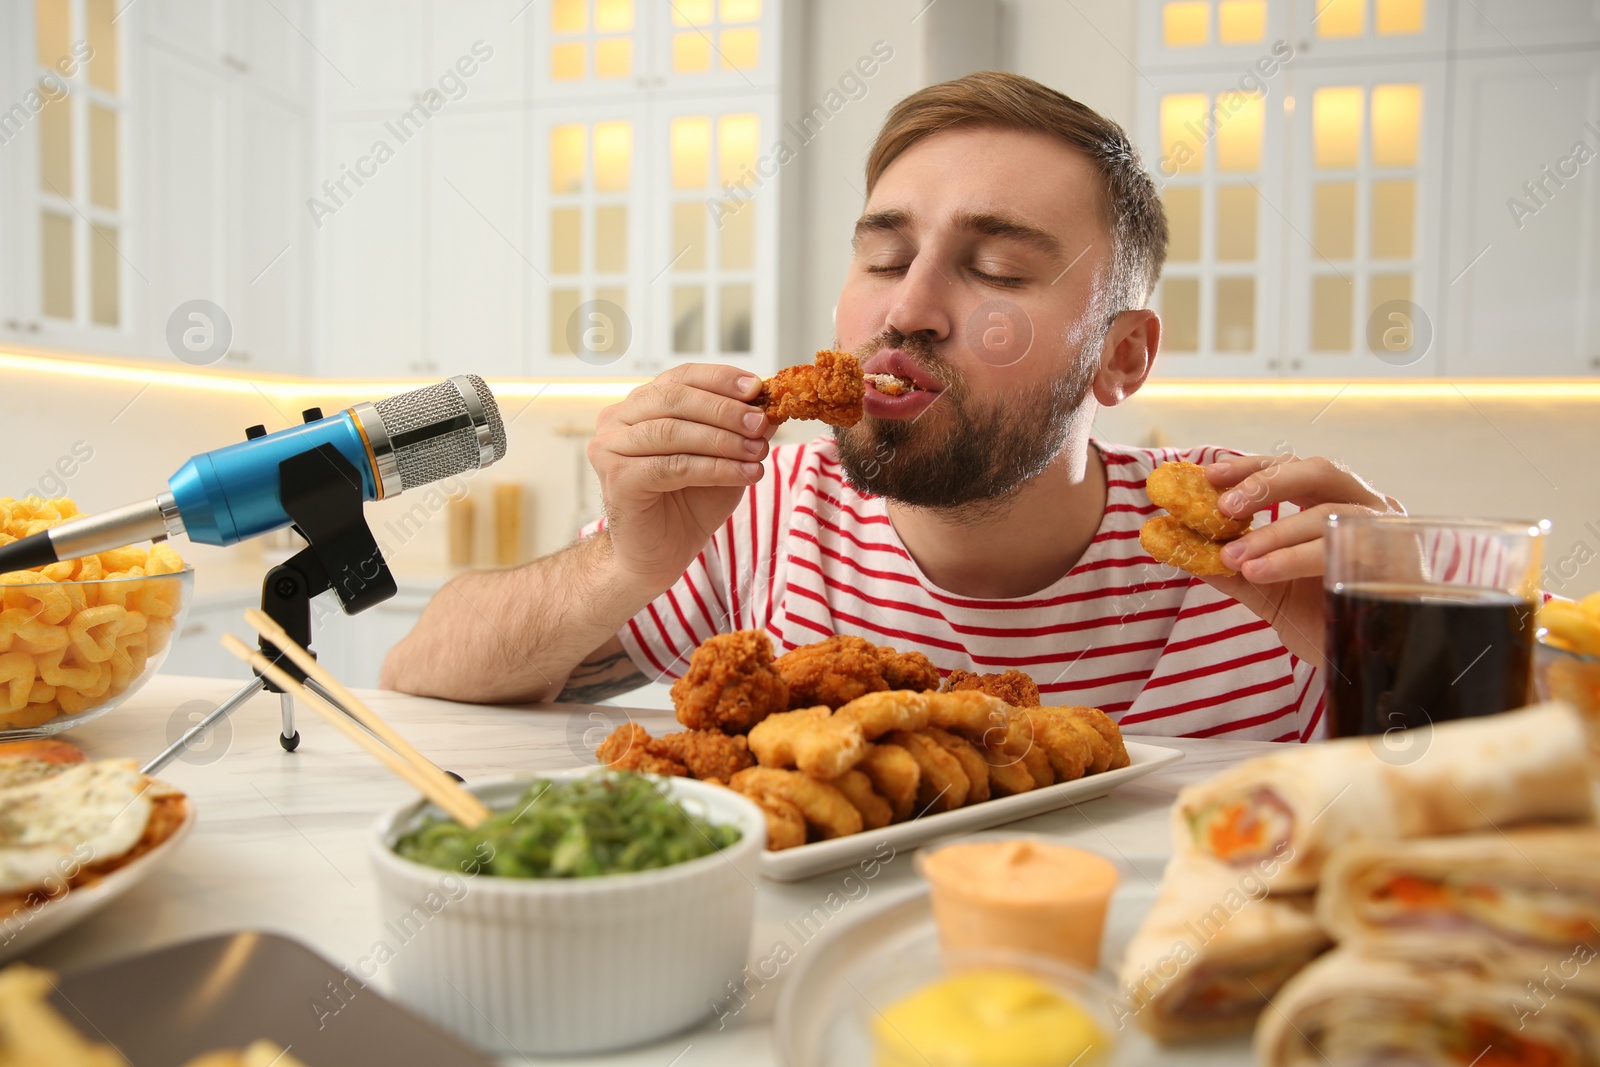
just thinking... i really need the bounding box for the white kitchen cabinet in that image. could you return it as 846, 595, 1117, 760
322, 0, 432, 117
143, 45, 231, 362
315, 116, 427, 377
427, 111, 529, 377
1440, 53, 1600, 378
1453, 0, 1600, 52
231, 89, 310, 375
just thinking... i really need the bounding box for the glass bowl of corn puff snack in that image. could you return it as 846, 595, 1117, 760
1, 496, 192, 738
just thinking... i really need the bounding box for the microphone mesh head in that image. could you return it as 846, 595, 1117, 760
374, 375, 508, 492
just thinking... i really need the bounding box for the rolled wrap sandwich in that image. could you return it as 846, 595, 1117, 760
1318, 826, 1600, 994
1113, 857, 1331, 1042
1254, 949, 1600, 1067
1173, 702, 1595, 891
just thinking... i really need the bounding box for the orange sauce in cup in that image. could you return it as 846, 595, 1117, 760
918, 839, 1119, 970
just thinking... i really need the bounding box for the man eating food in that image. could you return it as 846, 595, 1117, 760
383, 72, 1403, 741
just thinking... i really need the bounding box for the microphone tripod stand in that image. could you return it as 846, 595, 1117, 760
143, 441, 398, 775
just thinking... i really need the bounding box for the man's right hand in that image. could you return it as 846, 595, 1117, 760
588, 363, 774, 590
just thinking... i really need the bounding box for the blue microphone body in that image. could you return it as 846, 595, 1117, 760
168, 414, 378, 547
0, 375, 507, 574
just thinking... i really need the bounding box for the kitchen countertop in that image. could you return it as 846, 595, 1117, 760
26, 674, 1281, 1065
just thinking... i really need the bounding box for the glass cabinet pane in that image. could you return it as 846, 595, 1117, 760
673, 286, 705, 353
672, 117, 711, 189
1218, 0, 1265, 43
36, 0, 69, 64
720, 284, 752, 352
1370, 179, 1414, 258
1375, 0, 1424, 35
1313, 182, 1356, 259
1163, 2, 1208, 46
1311, 274, 1353, 351
86, 0, 118, 91
1313, 87, 1363, 169
1216, 96, 1263, 172
1215, 185, 1257, 261
594, 205, 628, 272
550, 288, 581, 355
42, 211, 74, 319
1315, 0, 1365, 39
90, 224, 119, 325
89, 105, 118, 210
550, 207, 582, 274
1161, 94, 1208, 174
38, 84, 72, 195
1214, 277, 1254, 351
719, 202, 755, 271
1370, 84, 1420, 167
1163, 187, 1201, 262
1161, 277, 1200, 351
550, 124, 586, 193
673, 201, 707, 270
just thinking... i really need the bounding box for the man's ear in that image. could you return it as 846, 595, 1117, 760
1091, 309, 1160, 407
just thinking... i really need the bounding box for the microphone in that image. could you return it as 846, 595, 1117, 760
0, 375, 507, 573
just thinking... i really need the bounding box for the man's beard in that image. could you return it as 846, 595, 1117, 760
833, 334, 1098, 515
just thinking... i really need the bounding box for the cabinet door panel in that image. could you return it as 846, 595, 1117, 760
144, 0, 224, 62
227, 0, 309, 103
317, 119, 426, 376
427, 0, 527, 107
1442, 55, 1600, 377
145, 48, 229, 360
428, 113, 527, 376
322, 0, 431, 115
233, 91, 307, 374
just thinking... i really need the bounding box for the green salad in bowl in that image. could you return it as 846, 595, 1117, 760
392, 771, 740, 878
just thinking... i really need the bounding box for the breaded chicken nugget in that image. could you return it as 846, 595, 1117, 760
759, 350, 866, 427
1058, 705, 1130, 772
836, 690, 931, 739
596, 722, 689, 776
884, 730, 969, 815
1145, 461, 1252, 540
747, 706, 868, 778
1012, 707, 1093, 782
994, 712, 1057, 789
1139, 515, 1237, 578
876, 646, 941, 692
671, 630, 790, 733
980, 741, 1039, 797
831, 768, 894, 831
924, 690, 1012, 743
731, 767, 863, 839
941, 668, 1042, 707
921, 726, 991, 805
652, 729, 756, 781
775, 635, 890, 710
857, 742, 920, 822
748, 792, 807, 850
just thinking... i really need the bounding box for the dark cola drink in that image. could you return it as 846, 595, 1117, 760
1324, 583, 1535, 738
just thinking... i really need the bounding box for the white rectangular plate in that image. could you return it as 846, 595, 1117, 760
758, 741, 1184, 881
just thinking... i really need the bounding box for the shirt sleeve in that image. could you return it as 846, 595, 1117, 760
578, 514, 736, 684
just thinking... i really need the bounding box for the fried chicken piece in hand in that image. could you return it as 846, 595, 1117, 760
652, 729, 755, 781
775, 635, 889, 709
941, 668, 1042, 707
596, 722, 690, 777
759, 350, 866, 427
670, 630, 789, 734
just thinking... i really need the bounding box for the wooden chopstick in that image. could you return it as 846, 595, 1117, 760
241, 608, 492, 827
219, 633, 488, 828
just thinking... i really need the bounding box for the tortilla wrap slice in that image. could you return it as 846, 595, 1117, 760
1113, 857, 1331, 1043
1254, 948, 1600, 1067
1172, 702, 1595, 891
1318, 825, 1600, 993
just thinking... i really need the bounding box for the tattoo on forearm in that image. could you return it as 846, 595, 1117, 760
557, 648, 648, 704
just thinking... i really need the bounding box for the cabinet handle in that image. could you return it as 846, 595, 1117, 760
2, 319, 17, 330
26, 322, 41, 332
1266, 359, 1280, 370
180, 623, 206, 637
223, 53, 251, 73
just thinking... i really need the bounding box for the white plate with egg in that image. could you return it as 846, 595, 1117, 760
0, 775, 195, 964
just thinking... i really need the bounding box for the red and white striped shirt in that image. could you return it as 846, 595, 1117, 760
589, 438, 1324, 742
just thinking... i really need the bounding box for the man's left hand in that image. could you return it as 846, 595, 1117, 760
1200, 454, 1404, 667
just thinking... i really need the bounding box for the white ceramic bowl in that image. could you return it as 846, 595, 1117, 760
369, 771, 766, 1056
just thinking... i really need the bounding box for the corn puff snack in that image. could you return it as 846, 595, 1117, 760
0, 497, 186, 730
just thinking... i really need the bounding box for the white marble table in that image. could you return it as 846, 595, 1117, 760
27, 675, 1279, 1066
